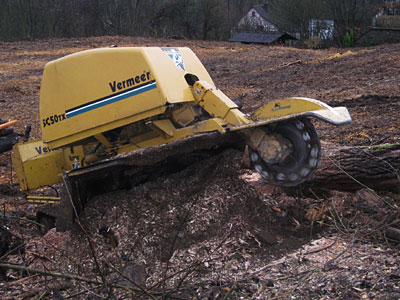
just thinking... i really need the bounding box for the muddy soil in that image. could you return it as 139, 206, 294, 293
0, 37, 399, 299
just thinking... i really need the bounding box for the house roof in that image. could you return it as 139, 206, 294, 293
228, 31, 297, 44
253, 4, 274, 23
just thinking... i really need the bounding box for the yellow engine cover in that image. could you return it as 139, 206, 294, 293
40, 47, 215, 149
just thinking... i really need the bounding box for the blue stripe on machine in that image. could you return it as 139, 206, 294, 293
66, 81, 157, 118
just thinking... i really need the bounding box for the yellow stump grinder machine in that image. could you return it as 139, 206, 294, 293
9, 47, 351, 231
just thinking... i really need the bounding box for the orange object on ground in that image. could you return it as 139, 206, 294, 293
0, 120, 18, 130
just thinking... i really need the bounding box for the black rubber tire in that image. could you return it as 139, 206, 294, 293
249, 118, 321, 187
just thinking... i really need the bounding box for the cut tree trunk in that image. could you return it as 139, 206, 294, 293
310, 142, 400, 192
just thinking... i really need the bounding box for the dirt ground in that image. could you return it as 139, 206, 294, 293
0, 37, 399, 299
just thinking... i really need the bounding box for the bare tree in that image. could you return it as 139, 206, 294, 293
326, 0, 383, 45
269, 0, 384, 45
269, 0, 324, 38
196, 0, 220, 40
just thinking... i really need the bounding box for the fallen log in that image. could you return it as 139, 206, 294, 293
310, 142, 400, 192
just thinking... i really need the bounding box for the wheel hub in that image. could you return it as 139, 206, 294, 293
256, 132, 292, 164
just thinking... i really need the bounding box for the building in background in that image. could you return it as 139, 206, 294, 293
229, 3, 297, 45
358, 0, 400, 46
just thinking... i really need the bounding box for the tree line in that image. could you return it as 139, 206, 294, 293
0, 0, 388, 45
0, 0, 260, 42
270, 0, 386, 45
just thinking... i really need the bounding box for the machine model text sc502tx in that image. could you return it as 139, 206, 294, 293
9, 47, 351, 231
